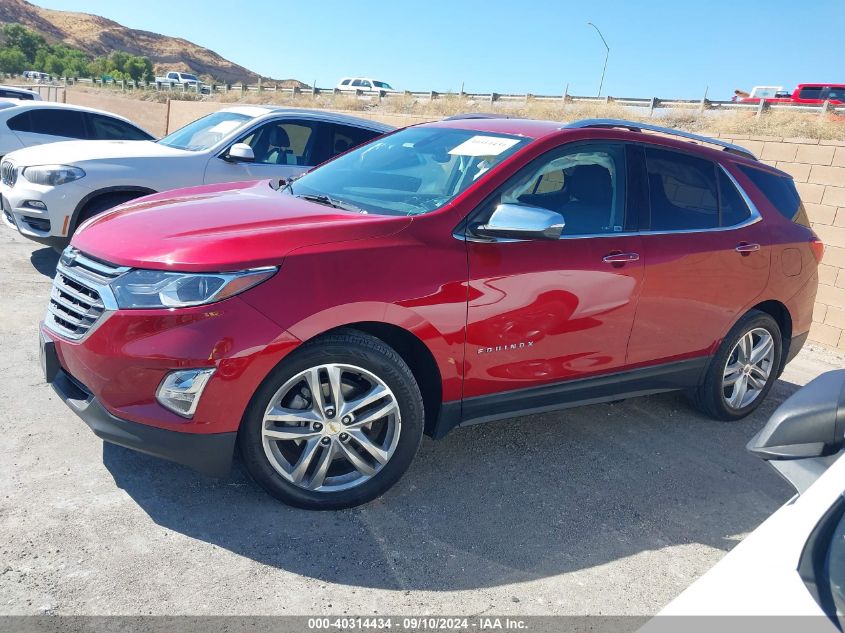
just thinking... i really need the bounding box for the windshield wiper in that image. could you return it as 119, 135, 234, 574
296, 194, 367, 214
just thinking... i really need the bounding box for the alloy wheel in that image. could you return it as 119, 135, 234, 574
261, 363, 401, 492
722, 327, 776, 410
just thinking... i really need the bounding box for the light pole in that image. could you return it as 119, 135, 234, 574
587, 22, 609, 97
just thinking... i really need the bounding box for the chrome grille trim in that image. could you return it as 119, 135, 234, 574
44, 247, 126, 340
1, 160, 17, 187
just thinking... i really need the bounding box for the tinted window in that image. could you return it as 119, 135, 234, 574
826, 87, 845, 101
500, 143, 627, 236
340, 79, 351, 86
310, 123, 381, 165
87, 114, 152, 141
738, 164, 810, 227
238, 120, 315, 165
718, 169, 752, 226
799, 86, 824, 100
27, 108, 86, 138
0, 90, 33, 100
7, 111, 31, 131
351, 79, 363, 87
646, 147, 718, 230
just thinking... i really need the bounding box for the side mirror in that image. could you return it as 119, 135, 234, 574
472, 203, 565, 241
225, 143, 255, 163
747, 369, 845, 493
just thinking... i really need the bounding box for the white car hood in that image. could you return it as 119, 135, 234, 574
3, 140, 191, 166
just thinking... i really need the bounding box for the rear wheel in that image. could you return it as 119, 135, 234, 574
238, 330, 424, 510
690, 310, 782, 421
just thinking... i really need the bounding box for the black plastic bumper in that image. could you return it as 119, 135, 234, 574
51, 369, 237, 478
785, 331, 810, 366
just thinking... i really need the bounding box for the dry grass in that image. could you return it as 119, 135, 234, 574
67, 85, 845, 140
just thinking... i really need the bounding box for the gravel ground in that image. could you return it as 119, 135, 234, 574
1, 229, 843, 617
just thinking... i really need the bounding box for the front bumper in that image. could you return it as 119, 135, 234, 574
41, 285, 301, 438
1, 177, 89, 245
51, 367, 236, 477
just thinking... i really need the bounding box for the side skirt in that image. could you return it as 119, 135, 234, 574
430, 357, 710, 439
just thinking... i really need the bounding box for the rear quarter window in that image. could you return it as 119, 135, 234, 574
738, 165, 810, 227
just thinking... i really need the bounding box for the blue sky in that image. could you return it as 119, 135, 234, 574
34, 0, 843, 100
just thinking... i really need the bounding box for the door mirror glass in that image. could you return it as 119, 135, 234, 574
472, 203, 565, 241
226, 142, 255, 163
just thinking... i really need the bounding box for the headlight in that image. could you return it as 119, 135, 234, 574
22, 165, 85, 186
111, 267, 277, 309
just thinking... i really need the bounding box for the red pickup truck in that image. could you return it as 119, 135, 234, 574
738, 84, 845, 105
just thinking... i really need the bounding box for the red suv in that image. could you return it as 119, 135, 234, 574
40, 117, 822, 509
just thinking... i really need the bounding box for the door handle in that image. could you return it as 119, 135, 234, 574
603, 252, 640, 264
735, 242, 761, 256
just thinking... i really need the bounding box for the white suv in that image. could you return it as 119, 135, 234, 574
336, 77, 397, 92
1, 106, 391, 250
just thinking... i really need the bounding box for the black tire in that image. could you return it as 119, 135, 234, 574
689, 310, 782, 421
238, 329, 424, 510
74, 192, 143, 234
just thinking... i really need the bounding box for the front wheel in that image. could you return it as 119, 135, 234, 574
690, 310, 782, 421
238, 330, 424, 510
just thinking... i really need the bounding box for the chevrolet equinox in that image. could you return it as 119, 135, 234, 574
40, 117, 822, 509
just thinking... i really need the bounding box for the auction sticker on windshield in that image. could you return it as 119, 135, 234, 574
448, 135, 521, 156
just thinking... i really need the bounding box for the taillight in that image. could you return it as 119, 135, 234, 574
810, 235, 825, 263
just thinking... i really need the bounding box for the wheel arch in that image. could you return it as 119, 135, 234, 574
70, 186, 157, 233
308, 321, 445, 438
749, 299, 793, 373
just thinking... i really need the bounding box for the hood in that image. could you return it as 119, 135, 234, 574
3, 140, 186, 166
71, 179, 412, 271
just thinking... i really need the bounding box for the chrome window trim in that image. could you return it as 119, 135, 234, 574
457, 164, 761, 243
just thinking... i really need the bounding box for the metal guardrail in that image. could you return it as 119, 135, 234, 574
5, 75, 845, 116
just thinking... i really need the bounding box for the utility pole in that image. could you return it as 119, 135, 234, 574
587, 22, 610, 98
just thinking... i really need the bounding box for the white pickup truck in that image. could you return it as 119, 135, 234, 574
155, 71, 209, 93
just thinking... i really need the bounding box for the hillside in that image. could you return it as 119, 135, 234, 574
0, 0, 306, 86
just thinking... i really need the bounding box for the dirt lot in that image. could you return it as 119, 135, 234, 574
1, 228, 843, 617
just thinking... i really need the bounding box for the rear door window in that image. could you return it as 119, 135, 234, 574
86, 113, 152, 141
0, 90, 33, 100
310, 123, 381, 165
26, 108, 86, 139
645, 147, 718, 230
738, 164, 810, 227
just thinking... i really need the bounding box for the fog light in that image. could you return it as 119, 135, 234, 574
156, 368, 215, 418
25, 200, 46, 210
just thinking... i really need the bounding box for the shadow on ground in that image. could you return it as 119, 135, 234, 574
103, 380, 800, 591
30, 247, 59, 278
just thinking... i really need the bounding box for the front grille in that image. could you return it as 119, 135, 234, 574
1, 160, 17, 187
44, 247, 128, 340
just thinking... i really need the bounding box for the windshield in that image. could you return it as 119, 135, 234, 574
158, 111, 252, 151
373, 81, 393, 90
287, 127, 530, 216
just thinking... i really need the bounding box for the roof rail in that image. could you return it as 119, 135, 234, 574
562, 118, 758, 160
443, 113, 521, 121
